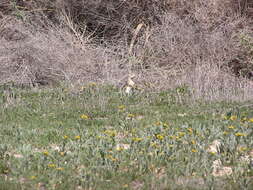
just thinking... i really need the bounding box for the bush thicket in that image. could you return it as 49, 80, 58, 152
0, 0, 252, 99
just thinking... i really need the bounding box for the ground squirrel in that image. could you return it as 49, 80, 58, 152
124, 73, 136, 95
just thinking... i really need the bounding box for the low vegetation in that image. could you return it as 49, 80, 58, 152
0, 84, 252, 189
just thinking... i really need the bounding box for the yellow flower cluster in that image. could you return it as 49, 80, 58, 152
118, 105, 125, 110
150, 142, 159, 148
63, 135, 69, 139
187, 128, 193, 134
154, 121, 169, 128
178, 132, 185, 137
228, 125, 235, 129
48, 163, 56, 168
191, 140, 196, 145
235, 132, 246, 137
43, 151, 49, 156
191, 149, 198, 153
74, 135, 81, 140
104, 130, 117, 137
80, 114, 90, 120
106, 155, 117, 162
30, 176, 37, 180
127, 113, 135, 118
132, 137, 142, 142
230, 115, 237, 121
238, 147, 247, 152
47, 164, 64, 171
155, 134, 164, 140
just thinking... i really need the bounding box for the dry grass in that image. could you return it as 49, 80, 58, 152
0, 0, 252, 101
0, 16, 127, 86
180, 64, 253, 101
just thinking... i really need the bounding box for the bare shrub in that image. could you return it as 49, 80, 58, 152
133, 12, 247, 71
56, 0, 167, 40
179, 64, 253, 101
0, 16, 126, 86
168, 0, 252, 20
0, 0, 13, 17
129, 7, 253, 100
7, 0, 167, 42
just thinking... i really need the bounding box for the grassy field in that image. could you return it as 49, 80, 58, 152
0, 83, 252, 190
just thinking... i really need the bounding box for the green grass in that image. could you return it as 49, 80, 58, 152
0, 84, 252, 190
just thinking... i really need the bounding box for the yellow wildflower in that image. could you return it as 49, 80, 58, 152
209, 151, 216, 155
227, 125, 235, 129
156, 134, 164, 140
118, 105, 125, 110
178, 132, 185, 137
43, 151, 49, 156
30, 176, 37, 180
56, 167, 64, 171
191, 149, 198, 153
230, 115, 237, 121
104, 130, 117, 137
116, 147, 124, 151
80, 114, 89, 120
163, 123, 169, 128
127, 113, 135, 118
150, 142, 159, 148
74, 135, 81, 140
187, 128, 193, 134
47, 164, 56, 168
235, 132, 246, 137
223, 131, 229, 135
191, 140, 196, 145
63, 135, 69, 139
132, 137, 142, 142
238, 147, 247, 152
248, 118, 253, 123
106, 155, 117, 162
